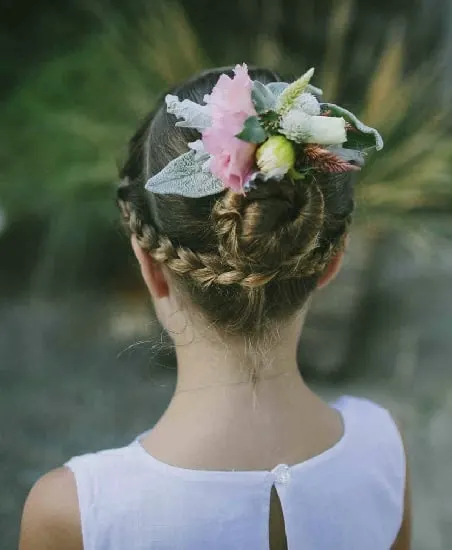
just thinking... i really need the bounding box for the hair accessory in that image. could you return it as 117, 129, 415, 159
145, 64, 383, 198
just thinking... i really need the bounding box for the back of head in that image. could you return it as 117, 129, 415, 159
117, 66, 358, 342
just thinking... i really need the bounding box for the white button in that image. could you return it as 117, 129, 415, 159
273, 464, 290, 485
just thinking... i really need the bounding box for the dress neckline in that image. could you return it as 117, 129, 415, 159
130, 395, 353, 482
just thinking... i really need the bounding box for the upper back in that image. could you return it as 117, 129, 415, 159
65, 396, 406, 550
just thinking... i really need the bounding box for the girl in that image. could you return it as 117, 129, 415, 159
19, 65, 410, 550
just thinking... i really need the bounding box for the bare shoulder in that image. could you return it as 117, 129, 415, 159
19, 467, 83, 550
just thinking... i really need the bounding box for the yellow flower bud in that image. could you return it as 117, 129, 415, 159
256, 136, 295, 178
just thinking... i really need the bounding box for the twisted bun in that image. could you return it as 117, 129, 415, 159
117, 66, 355, 338
213, 177, 329, 281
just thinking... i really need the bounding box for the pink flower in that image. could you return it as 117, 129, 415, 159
202, 64, 257, 192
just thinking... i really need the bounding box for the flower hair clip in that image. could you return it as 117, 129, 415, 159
145, 64, 384, 198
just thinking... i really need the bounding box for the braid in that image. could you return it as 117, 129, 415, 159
119, 174, 344, 289
117, 180, 159, 250
118, 180, 274, 287
117, 65, 356, 339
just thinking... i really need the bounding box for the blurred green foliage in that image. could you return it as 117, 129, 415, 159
0, 0, 451, 291
1, 4, 209, 220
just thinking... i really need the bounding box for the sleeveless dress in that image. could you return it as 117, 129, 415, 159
65, 396, 406, 550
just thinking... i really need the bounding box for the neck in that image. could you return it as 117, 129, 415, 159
142, 307, 342, 472
150, 310, 318, 440
172, 311, 304, 394
143, 312, 335, 471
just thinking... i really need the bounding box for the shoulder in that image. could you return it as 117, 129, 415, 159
338, 395, 404, 440
338, 395, 411, 547
337, 395, 407, 496
341, 395, 405, 453
19, 467, 82, 550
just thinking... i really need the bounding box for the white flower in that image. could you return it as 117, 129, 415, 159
280, 110, 312, 142
294, 93, 321, 116
305, 115, 347, 145
256, 136, 295, 178
281, 110, 347, 145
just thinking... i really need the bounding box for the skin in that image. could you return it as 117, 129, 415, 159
19, 236, 411, 550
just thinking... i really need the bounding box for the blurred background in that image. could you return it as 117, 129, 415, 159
1, 0, 452, 548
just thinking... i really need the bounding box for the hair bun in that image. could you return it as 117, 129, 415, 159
212, 178, 326, 279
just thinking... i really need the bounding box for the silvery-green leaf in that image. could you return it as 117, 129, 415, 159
165, 94, 212, 132
251, 81, 276, 112
145, 151, 224, 198
188, 140, 210, 162
266, 82, 323, 101
306, 84, 323, 96
267, 82, 289, 98
321, 103, 384, 151
188, 140, 212, 172
201, 159, 211, 173
327, 146, 366, 167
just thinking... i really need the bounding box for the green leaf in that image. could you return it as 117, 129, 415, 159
344, 128, 379, 150
321, 103, 384, 151
251, 81, 276, 113
236, 116, 268, 143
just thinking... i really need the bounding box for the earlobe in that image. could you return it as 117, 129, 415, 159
317, 250, 344, 289
131, 236, 169, 299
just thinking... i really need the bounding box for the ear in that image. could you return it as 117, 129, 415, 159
317, 248, 345, 289
131, 235, 169, 299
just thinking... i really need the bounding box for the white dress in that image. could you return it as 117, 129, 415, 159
66, 396, 406, 550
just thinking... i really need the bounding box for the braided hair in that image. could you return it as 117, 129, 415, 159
117, 67, 354, 340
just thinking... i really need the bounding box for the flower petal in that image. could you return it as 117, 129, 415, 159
305, 116, 347, 145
